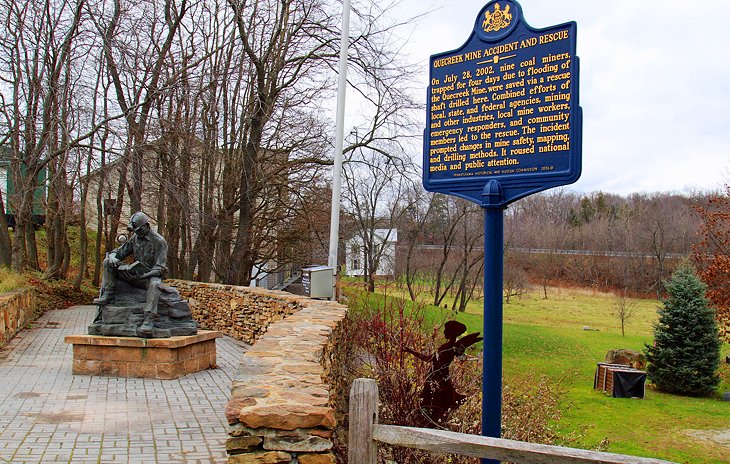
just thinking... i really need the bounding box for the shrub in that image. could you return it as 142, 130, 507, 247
339, 288, 601, 463
693, 185, 730, 341
645, 264, 721, 396
0, 269, 28, 293
337, 289, 437, 463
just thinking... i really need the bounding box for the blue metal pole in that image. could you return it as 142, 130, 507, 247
481, 203, 504, 464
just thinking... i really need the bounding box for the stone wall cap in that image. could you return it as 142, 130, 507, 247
238, 403, 336, 430
64, 330, 221, 348
0, 289, 32, 301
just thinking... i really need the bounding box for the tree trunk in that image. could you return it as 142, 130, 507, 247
227, 126, 260, 285
105, 158, 129, 254
11, 227, 22, 273
76, 151, 93, 289
0, 191, 12, 268
60, 238, 70, 279
75, 208, 88, 289
24, 216, 39, 270
45, 159, 71, 280
367, 274, 375, 293
405, 248, 417, 301
45, 157, 68, 279
14, 181, 40, 271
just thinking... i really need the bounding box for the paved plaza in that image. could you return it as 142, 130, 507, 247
0, 305, 248, 463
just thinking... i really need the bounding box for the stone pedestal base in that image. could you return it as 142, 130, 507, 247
64, 331, 221, 379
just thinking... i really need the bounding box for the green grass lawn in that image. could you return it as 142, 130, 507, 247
0, 268, 29, 293
357, 281, 730, 463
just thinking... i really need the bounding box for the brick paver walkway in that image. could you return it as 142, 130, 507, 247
0, 305, 247, 463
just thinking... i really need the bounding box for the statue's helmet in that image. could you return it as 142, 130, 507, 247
127, 211, 150, 232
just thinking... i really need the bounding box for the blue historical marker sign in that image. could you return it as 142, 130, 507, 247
421, 2, 582, 458
423, 0, 582, 206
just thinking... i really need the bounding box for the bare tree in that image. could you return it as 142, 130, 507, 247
343, 144, 416, 293
0, 0, 91, 272
398, 186, 436, 302
503, 252, 527, 304
450, 200, 483, 312
613, 288, 637, 337
429, 196, 467, 308
222, 0, 334, 285
220, 0, 420, 285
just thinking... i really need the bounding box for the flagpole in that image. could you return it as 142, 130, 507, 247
328, 0, 351, 296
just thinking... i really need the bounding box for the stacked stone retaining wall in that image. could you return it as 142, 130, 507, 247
168, 281, 304, 345
168, 280, 348, 464
0, 290, 35, 348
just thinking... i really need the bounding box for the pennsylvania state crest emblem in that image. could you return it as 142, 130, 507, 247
482, 3, 513, 33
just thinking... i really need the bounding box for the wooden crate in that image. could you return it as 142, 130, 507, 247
594, 362, 646, 398
594, 363, 626, 392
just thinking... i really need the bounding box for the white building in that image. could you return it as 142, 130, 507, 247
344, 229, 397, 277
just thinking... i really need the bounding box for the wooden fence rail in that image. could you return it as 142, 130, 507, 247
348, 378, 676, 464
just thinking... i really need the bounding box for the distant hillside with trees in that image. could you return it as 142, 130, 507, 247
394, 188, 712, 300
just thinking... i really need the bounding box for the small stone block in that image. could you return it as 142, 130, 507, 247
72, 345, 88, 360
141, 347, 176, 363
298, 453, 336, 464
226, 436, 263, 454
178, 345, 194, 360
99, 361, 128, 377
198, 341, 209, 355
114, 347, 143, 363
227, 451, 291, 464
183, 357, 198, 373
72, 359, 98, 375
128, 362, 157, 378
156, 362, 183, 379
263, 434, 332, 452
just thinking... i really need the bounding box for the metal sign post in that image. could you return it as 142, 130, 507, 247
481, 180, 505, 445
422, 2, 582, 460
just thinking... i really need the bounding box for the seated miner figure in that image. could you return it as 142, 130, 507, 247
94, 211, 167, 335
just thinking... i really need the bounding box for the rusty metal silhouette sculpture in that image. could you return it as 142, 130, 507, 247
405, 320, 482, 424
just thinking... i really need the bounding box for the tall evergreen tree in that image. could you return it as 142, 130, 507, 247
645, 264, 721, 396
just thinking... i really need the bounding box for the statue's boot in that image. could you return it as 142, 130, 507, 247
138, 312, 155, 338
93, 292, 114, 305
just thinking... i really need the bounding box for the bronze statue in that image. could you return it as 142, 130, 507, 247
405, 321, 482, 425
90, 212, 197, 338
94, 212, 166, 335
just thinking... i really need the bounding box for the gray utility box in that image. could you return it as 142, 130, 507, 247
301, 266, 334, 299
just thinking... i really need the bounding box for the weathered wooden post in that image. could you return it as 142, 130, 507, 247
348, 378, 379, 464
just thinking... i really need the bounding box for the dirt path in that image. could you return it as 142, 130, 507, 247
684, 428, 730, 448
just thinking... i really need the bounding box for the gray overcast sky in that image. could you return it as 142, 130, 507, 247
391, 0, 730, 195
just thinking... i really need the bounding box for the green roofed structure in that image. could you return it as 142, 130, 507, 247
0, 147, 47, 227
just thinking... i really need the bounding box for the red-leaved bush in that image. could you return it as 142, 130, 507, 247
336, 288, 605, 463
